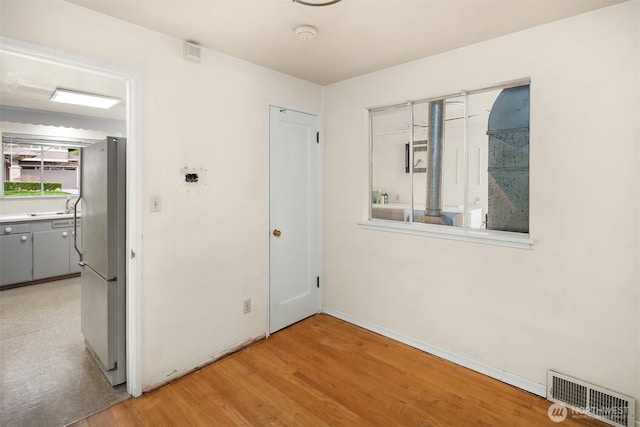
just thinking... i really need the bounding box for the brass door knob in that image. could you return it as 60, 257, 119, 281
273, 229, 282, 237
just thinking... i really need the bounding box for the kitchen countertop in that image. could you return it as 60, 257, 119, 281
0, 212, 80, 224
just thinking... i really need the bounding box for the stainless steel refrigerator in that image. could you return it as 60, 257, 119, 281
75, 136, 126, 386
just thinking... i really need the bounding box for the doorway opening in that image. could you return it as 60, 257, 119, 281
0, 36, 141, 424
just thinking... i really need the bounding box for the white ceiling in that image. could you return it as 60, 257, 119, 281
0, 0, 624, 121
69, 0, 624, 85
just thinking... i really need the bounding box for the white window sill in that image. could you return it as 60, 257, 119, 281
359, 219, 534, 249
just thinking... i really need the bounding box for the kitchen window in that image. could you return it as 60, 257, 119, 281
363, 81, 533, 248
1, 134, 92, 198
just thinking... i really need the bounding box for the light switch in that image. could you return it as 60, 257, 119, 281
150, 194, 161, 212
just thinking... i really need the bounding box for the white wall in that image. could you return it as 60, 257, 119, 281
0, 0, 322, 389
324, 0, 640, 415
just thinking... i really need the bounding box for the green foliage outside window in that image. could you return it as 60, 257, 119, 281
3, 181, 68, 197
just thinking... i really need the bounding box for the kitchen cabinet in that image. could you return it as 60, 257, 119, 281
33, 229, 72, 280
0, 224, 32, 286
0, 217, 81, 288
33, 219, 82, 280
70, 227, 81, 274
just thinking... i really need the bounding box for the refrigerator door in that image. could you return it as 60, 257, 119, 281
81, 138, 117, 280
81, 265, 117, 370
79, 137, 127, 385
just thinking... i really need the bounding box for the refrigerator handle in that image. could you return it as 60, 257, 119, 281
73, 198, 83, 262
74, 147, 84, 263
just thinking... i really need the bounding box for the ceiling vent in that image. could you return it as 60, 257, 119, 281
183, 41, 201, 63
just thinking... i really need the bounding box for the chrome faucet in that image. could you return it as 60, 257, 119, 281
65, 197, 75, 214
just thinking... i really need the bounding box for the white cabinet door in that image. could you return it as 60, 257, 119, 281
0, 233, 32, 286
33, 230, 71, 280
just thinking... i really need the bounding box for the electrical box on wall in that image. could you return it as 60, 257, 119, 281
181, 167, 208, 187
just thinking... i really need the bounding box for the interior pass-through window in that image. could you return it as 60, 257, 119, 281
369, 82, 530, 235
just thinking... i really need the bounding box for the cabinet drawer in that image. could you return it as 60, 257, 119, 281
52, 219, 80, 228
2, 224, 30, 235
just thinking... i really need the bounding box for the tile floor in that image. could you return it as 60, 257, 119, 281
0, 277, 129, 427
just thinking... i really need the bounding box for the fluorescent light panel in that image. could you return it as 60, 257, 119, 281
50, 88, 120, 109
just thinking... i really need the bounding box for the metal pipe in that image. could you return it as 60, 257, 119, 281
425, 99, 444, 217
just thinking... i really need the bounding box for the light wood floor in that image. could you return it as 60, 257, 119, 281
74, 314, 606, 426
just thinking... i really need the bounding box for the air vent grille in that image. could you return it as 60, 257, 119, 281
547, 370, 635, 427
553, 376, 587, 408
183, 41, 201, 63
590, 390, 632, 427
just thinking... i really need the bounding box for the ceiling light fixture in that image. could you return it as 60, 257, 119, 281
294, 25, 318, 41
293, 0, 342, 6
50, 88, 121, 109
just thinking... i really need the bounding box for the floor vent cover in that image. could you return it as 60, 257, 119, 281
547, 370, 635, 427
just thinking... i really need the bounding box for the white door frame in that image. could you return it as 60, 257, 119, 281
266, 102, 323, 337
0, 36, 144, 397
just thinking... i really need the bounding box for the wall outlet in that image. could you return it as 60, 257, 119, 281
243, 299, 251, 314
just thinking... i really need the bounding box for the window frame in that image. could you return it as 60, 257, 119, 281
1, 133, 96, 199
362, 79, 533, 249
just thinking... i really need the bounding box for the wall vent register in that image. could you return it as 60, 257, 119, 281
547, 370, 635, 427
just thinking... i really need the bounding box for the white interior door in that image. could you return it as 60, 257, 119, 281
269, 106, 320, 333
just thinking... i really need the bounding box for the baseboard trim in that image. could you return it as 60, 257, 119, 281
322, 306, 547, 398
142, 334, 265, 393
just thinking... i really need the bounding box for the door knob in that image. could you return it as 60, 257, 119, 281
273, 229, 282, 237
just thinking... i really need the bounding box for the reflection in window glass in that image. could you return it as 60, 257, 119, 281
368, 82, 530, 234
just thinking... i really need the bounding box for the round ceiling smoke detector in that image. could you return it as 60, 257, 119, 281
294, 25, 317, 41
